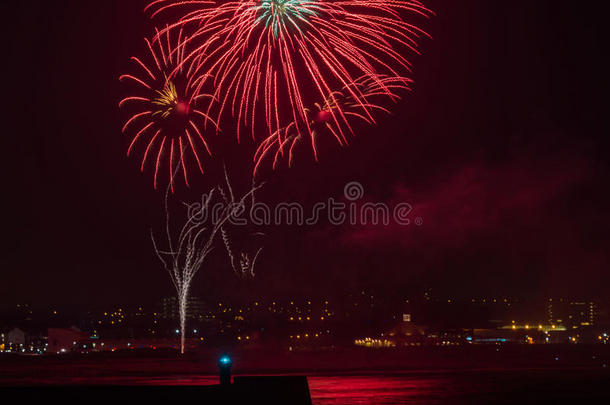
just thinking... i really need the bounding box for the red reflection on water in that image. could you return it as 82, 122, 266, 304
6, 373, 444, 404
128, 375, 441, 404
309, 376, 438, 405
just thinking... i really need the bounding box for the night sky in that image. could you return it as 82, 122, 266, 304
3, 0, 608, 308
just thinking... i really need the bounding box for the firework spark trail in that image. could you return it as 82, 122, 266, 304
218, 166, 265, 278
119, 27, 219, 190
151, 176, 262, 354
145, 0, 433, 156
253, 74, 410, 176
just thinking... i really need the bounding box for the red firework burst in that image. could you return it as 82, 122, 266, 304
145, 0, 433, 156
119, 28, 218, 191
253, 74, 409, 176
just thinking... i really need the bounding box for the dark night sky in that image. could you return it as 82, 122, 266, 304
2, 1, 608, 308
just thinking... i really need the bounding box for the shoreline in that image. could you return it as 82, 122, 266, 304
1, 344, 608, 385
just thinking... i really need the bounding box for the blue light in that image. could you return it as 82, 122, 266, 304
220, 356, 231, 365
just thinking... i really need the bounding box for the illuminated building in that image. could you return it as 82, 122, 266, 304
500, 323, 567, 333
547, 299, 596, 329
354, 337, 396, 348
355, 318, 428, 348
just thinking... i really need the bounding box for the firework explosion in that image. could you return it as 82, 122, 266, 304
119, 28, 218, 190
253, 75, 410, 176
145, 0, 433, 156
119, 0, 433, 356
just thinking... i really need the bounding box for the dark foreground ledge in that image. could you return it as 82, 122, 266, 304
0, 376, 312, 405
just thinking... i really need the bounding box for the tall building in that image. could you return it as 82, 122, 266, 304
161, 296, 206, 320
547, 298, 596, 328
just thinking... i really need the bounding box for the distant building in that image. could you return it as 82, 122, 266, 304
470, 328, 524, 344
161, 296, 207, 320
547, 299, 596, 328
386, 321, 427, 345
48, 327, 91, 354
6, 328, 25, 346
355, 318, 428, 348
